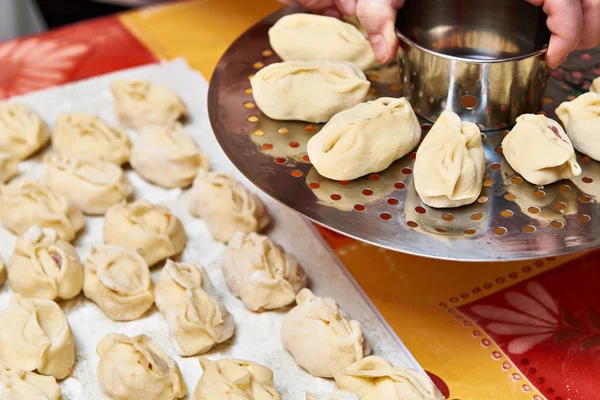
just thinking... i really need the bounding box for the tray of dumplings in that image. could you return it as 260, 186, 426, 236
209, 7, 600, 261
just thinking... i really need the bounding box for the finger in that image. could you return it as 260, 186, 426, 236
298, 0, 336, 13
335, 0, 358, 15
356, 0, 405, 63
579, 0, 600, 49
323, 7, 342, 18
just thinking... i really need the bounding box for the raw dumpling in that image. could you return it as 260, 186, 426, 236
251, 60, 370, 123
193, 357, 281, 400
0, 258, 5, 288
281, 289, 369, 378
110, 79, 187, 129
334, 356, 444, 400
97, 333, 186, 400
83, 245, 154, 321
591, 77, 600, 93
0, 179, 85, 241
43, 154, 133, 215
502, 114, 581, 185
414, 111, 485, 208
155, 260, 235, 356
343, 15, 368, 37
0, 152, 18, 183
0, 103, 50, 159
0, 295, 75, 379
307, 391, 359, 400
130, 122, 209, 188
223, 232, 307, 312
188, 170, 270, 243
8, 225, 83, 301
52, 113, 131, 165
0, 367, 62, 400
307, 97, 421, 181
103, 200, 187, 266
269, 14, 376, 70
556, 92, 600, 161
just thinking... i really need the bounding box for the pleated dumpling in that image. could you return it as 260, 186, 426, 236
0, 366, 62, 400
251, 60, 370, 123
591, 77, 600, 93
269, 14, 376, 70
307, 97, 421, 181
414, 111, 485, 208
307, 391, 359, 400
0, 103, 50, 159
0, 152, 18, 183
556, 92, 600, 161
502, 114, 581, 185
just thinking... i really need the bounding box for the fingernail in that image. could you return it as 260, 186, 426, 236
369, 34, 388, 63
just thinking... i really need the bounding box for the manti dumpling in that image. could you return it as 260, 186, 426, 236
334, 356, 444, 400
103, 200, 187, 266
97, 333, 186, 400
591, 77, 600, 93
52, 113, 131, 165
307, 391, 359, 400
269, 14, 376, 70
223, 232, 307, 312
0, 366, 62, 400
0, 103, 50, 160
281, 289, 369, 378
556, 92, 600, 161
251, 60, 370, 123
110, 79, 187, 130
502, 114, 581, 185
83, 245, 154, 321
188, 170, 270, 243
307, 97, 421, 181
0, 179, 85, 241
130, 122, 209, 188
0, 152, 18, 183
155, 260, 235, 356
43, 154, 133, 215
414, 111, 485, 208
193, 357, 282, 400
0, 295, 75, 379
8, 225, 83, 301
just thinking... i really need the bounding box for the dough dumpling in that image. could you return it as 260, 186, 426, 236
193, 357, 282, 400
8, 225, 83, 301
44, 154, 133, 215
414, 111, 485, 208
281, 289, 369, 378
591, 77, 600, 93
97, 333, 186, 400
52, 113, 131, 165
188, 170, 270, 243
103, 200, 187, 266
0, 179, 85, 241
251, 60, 370, 123
556, 92, 600, 161
307, 391, 359, 400
130, 122, 209, 188
307, 97, 421, 181
269, 14, 376, 70
0, 295, 75, 379
0, 367, 62, 400
0, 152, 18, 183
83, 245, 154, 321
0, 103, 50, 160
502, 114, 581, 185
155, 260, 235, 356
334, 356, 444, 400
223, 232, 307, 312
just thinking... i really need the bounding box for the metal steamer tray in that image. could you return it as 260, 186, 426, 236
208, 7, 600, 262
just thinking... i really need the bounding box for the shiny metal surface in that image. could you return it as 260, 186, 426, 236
208, 7, 600, 261
396, 0, 551, 130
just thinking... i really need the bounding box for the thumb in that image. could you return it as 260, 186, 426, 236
356, 0, 404, 63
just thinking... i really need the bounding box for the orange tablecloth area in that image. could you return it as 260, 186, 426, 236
1, 1, 599, 399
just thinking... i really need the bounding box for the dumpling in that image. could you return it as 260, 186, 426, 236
502, 114, 581, 185
0, 367, 62, 400
155, 260, 235, 356
307, 97, 421, 181
343, 15, 368, 37
0, 103, 50, 159
43, 154, 133, 215
0, 179, 85, 241
334, 356, 444, 400
281, 289, 369, 378
188, 170, 270, 243
83, 245, 154, 321
193, 357, 281, 400
97, 333, 186, 400
414, 111, 485, 208
103, 200, 187, 266
8, 225, 83, 301
251, 60, 370, 123
110, 79, 187, 129
0, 152, 18, 183
0, 295, 75, 379
52, 113, 131, 165
556, 92, 600, 161
307, 391, 359, 400
130, 122, 209, 188
269, 14, 376, 70
591, 77, 600, 93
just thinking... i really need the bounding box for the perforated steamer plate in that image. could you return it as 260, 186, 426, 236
208, 7, 600, 261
